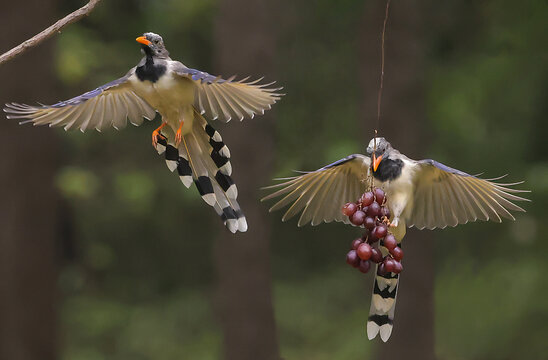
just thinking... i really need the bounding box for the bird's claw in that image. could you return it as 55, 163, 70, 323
174, 121, 184, 147
152, 130, 165, 148
174, 129, 182, 147
152, 122, 167, 148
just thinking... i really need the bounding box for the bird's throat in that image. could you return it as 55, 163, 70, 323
373, 158, 403, 182
136, 55, 166, 83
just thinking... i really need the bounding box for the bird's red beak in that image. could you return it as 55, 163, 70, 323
136, 36, 152, 46
373, 154, 382, 172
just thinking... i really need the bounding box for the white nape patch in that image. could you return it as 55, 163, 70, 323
366, 137, 382, 151
179, 175, 193, 188
367, 322, 380, 340
226, 219, 239, 233
379, 324, 393, 342
165, 159, 178, 172
238, 217, 248, 232
219, 145, 231, 158
202, 193, 216, 206
156, 143, 166, 155
226, 184, 238, 199
220, 162, 232, 176
372, 294, 395, 313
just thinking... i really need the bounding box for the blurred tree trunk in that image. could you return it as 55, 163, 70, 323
212, 1, 281, 360
0, 1, 60, 360
359, 1, 436, 359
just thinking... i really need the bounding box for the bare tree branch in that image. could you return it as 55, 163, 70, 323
0, 0, 102, 67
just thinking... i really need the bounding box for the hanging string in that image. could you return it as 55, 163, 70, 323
370, 0, 391, 185
376, 0, 391, 135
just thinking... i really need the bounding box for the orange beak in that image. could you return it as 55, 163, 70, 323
372, 154, 383, 172
136, 36, 152, 46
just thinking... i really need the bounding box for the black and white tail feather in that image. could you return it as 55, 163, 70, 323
367, 243, 401, 342
155, 111, 247, 233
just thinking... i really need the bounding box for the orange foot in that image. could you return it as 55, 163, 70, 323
174, 121, 184, 147
152, 122, 167, 148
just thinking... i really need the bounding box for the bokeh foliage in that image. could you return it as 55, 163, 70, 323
45, 0, 548, 359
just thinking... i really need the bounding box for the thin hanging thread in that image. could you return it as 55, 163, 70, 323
376, 0, 391, 135
371, 0, 390, 187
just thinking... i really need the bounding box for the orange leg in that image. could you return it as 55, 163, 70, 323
152, 122, 167, 148
174, 120, 184, 147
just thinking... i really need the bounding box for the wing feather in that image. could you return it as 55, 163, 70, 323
173, 62, 282, 122
298, 173, 329, 226
408, 159, 528, 229
263, 155, 370, 226
4, 71, 156, 132
284, 173, 327, 222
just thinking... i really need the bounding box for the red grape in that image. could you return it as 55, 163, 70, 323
383, 234, 397, 250
368, 202, 381, 217
364, 217, 376, 230
351, 238, 363, 250
377, 263, 387, 276
358, 260, 371, 273
343, 187, 405, 276
384, 258, 396, 273
370, 247, 383, 263
374, 188, 385, 204
393, 261, 403, 274
390, 246, 403, 261
346, 250, 360, 267
350, 210, 366, 226
372, 224, 388, 239
342, 202, 358, 217
361, 192, 375, 207
357, 242, 372, 260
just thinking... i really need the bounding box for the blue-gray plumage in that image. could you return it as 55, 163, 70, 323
49, 77, 129, 109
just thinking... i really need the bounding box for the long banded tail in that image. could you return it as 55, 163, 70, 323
154, 111, 247, 233
367, 243, 401, 342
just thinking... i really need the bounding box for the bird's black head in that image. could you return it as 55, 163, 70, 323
136, 32, 169, 58
365, 137, 392, 172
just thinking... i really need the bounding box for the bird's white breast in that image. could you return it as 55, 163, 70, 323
377, 158, 419, 235
129, 62, 196, 133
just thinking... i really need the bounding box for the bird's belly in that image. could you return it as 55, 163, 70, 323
130, 73, 196, 134
153, 73, 195, 108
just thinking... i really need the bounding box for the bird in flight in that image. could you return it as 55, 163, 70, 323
4, 32, 282, 233
263, 136, 529, 341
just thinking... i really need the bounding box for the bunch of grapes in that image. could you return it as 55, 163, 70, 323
342, 187, 404, 275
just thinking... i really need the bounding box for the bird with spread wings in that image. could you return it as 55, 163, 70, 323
263, 136, 529, 341
5, 32, 283, 233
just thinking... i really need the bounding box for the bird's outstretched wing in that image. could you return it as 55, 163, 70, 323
4, 70, 156, 132
262, 155, 371, 226
408, 159, 529, 230
173, 63, 283, 123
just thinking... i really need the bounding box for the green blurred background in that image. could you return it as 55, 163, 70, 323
1, 1, 547, 359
